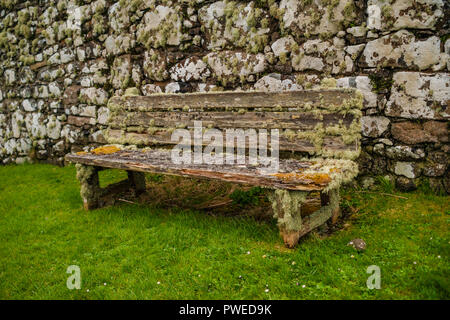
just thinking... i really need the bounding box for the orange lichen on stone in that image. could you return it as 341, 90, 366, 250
76, 151, 88, 156
271, 172, 331, 185
329, 167, 341, 173
91, 146, 121, 155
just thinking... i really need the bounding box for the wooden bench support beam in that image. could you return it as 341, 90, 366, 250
127, 171, 146, 195
269, 188, 340, 248
320, 189, 341, 224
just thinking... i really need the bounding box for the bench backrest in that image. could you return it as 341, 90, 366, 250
105, 89, 363, 160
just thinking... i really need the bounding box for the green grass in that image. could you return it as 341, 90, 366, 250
0, 164, 448, 299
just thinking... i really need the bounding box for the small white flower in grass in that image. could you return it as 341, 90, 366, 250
264, 289, 269, 293
238, 275, 242, 279
86, 289, 89, 292
157, 281, 161, 285
302, 285, 306, 288
413, 261, 417, 265
291, 261, 296, 265
104, 283, 107, 286
247, 251, 251, 255
430, 237, 433, 240
438, 255, 441, 259
351, 255, 355, 258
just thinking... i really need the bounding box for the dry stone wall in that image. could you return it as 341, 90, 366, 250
0, 0, 448, 193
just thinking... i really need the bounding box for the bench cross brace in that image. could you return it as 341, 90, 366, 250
75, 164, 146, 210
268, 188, 340, 248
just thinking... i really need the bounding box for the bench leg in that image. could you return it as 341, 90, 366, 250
268, 189, 307, 248
75, 164, 101, 210
127, 171, 146, 195
269, 188, 341, 248
322, 188, 341, 224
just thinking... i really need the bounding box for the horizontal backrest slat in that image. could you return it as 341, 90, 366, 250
105, 89, 363, 159
108, 111, 355, 131
108, 89, 360, 111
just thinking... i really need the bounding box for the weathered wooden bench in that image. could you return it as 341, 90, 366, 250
65, 89, 363, 247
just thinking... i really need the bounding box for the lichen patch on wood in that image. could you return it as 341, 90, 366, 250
270, 172, 332, 185
90, 145, 121, 155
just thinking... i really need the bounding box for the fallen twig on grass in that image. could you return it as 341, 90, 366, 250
194, 185, 238, 210
196, 199, 234, 210
118, 198, 137, 204
355, 191, 408, 199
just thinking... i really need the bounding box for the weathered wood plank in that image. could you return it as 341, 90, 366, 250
109, 111, 355, 131
66, 149, 359, 192
104, 129, 357, 153
109, 89, 359, 111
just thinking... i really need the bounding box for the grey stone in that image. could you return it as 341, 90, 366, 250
79, 88, 109, 105
206, 51, 266, 82
361, 176, 375, 189
169, 57, 210, 82
111, 54, 132, 89
165, 82, 181, 93
271, 36, 296, 57
367, 0, 444, 31
143, 49, 169, 81
97, 107, 110, 125
137, 5, 186, 49
46, 116, 61, 140
361, 116, 390, 137
254, 75, 301, 92
348, 238, 367, 251
395, 176, 417, 192
198, 1, 270, 51
79, 105, 96, 118
386, 72, 449, 119
394, 161, 419, 179
385, 146, 425, 160
280, 0, 357, 37
346, 26, 366, 37
362, 30, 441, 70
54, 140, 65, 153
337, 76, 377, 108
141, 84, 162, 95
423, 152, 448, 177
22, 99, 37, 112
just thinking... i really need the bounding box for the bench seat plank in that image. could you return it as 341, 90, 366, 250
66, 148, 358, 192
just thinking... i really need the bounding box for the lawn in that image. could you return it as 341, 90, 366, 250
0, 163, 448, 299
